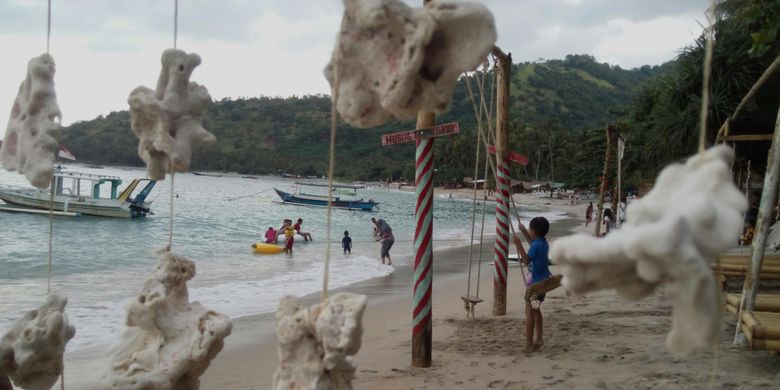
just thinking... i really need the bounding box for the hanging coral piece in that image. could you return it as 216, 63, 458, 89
325, 0, 496, 128
128, 49, 216, 180
550, 145, 747, 356
0, 294, 75, 390
0, 54, 61, 189
101, 250, 232, 389
272, 292, 367, 389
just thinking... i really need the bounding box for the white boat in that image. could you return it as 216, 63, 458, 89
0, 170, 156, 218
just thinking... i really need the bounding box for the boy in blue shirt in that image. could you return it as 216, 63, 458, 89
512, 217, 551, 353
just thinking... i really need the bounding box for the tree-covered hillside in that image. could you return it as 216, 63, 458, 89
62, 54, 664, 183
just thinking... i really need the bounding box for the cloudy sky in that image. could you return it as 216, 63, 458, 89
0, 0, 708, 125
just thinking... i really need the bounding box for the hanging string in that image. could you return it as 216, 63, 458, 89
46, 0, 52, 54
698, 2, 720, 389
168, 172, 175, 249
698, 2, 716, 153
322, 14, 347, 302
173, 0, 179, 49
48, 176, 54, 293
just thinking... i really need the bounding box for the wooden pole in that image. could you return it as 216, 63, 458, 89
492, 47, 511, 315
594, 126, 615, 236
735, 104, 780, 344
410, 0, 435, 368
616, 135, 623, 228
412, 111, 435, 367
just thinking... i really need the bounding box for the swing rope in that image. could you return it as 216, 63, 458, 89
464, 66, 489, 301
464, 62, 528, 285
166, 0, 179, 251
462, 58, 497, 304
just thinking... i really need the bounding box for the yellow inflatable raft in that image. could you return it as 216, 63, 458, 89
252, 242, 285, 254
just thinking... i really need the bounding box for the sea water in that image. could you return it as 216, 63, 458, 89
0, 165, 566, 351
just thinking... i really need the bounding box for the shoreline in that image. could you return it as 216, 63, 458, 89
60, 194, 581, 388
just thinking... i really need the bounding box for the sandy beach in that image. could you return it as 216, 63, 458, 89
62, 192, 780, 389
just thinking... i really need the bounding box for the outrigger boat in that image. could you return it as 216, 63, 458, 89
0, 170, 156, 218
274, 182, 378, 211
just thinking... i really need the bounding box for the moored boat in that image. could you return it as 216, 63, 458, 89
274, 182, 378, 211
0, 170, 156, 218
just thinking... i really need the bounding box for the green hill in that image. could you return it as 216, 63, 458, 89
61, 54, 664, 183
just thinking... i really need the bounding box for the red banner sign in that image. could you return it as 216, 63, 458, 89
381, 122, 460, 146
487, 144, 530, 165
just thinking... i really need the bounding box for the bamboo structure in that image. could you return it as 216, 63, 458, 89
491, 47, 511, 316
594, 126, 616, 236
735, 104, 780, 344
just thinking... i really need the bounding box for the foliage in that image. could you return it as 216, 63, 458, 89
61, 56, 663, 184
620, 0, 780, 186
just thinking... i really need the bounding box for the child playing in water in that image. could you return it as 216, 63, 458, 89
512, 217, 551, 353
342, 231, 352, 254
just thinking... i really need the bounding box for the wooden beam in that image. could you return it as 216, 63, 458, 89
718, 134, 774, 142
735, 103, 780, 345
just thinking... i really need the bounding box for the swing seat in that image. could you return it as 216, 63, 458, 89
461, 295, 484, 304
460, 295, 483, 320
524, 274, 563, 301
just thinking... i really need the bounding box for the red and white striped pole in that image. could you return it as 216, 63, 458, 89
412, 112, 435, 367
492, 48, 511, 315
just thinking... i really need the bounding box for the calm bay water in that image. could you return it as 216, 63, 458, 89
0, 165, 565, 351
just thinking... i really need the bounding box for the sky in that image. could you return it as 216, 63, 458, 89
0, 0, 709, 125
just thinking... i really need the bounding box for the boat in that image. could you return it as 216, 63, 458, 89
274, 182, 379, 211
192, 171, 223, 177
0, 170, 156, 218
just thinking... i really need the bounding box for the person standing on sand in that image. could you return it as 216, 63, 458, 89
512, 217, 551, 353
585, 202, 593, 227
371, 217, 394, 265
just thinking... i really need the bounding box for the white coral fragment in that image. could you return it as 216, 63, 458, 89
0, 294, 75, 390
128, 49, 216, 180
0, 54, 61, 188
550, 145, 747, 356
102, 250, 232, 389
272, 292, 367, 390
325, 0, 497, 128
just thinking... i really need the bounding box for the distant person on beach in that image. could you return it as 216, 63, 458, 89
585, 202, 593, 227
342, 231, 352, 254
603, 208, 613, 235
293, 218, 312, 241
284, 223, 295, 255
264, 227, 277, 243
371, 217, 394, 265
512, 217, 552, 353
